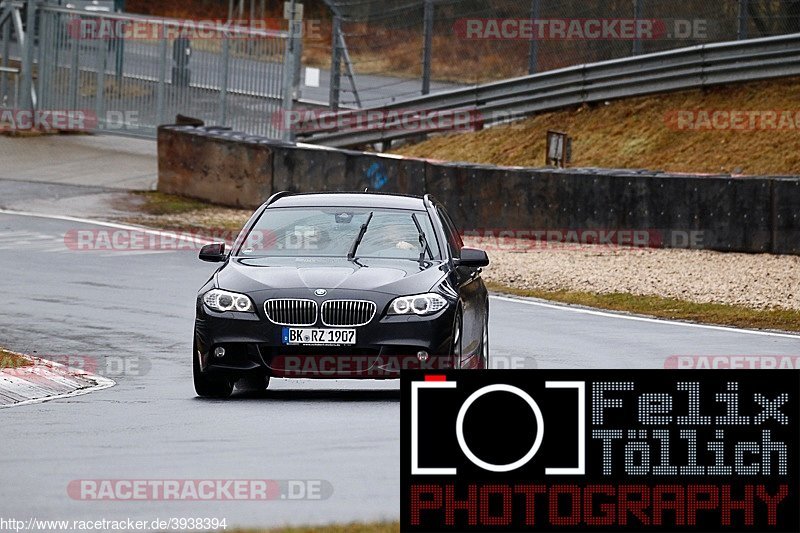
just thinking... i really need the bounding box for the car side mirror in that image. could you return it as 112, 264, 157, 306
455, 247, 489, 268
199, 243, 226, 263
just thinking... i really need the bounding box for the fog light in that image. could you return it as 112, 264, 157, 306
214, 347, 226, 358
417, 351, 429, 362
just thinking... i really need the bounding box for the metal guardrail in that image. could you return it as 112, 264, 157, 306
299, 32, 800, 148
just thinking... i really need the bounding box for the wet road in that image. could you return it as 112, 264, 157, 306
0, 211, 797, 528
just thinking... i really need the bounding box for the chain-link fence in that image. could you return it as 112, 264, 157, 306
1, 1, 297, 138
320, 0, 800, 109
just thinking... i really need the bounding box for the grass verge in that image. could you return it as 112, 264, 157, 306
0, 348, 32, 369
224, 523, 399, 533
125, 191, 225, 216
114, 192, 251, 234
487, 282, 800, 333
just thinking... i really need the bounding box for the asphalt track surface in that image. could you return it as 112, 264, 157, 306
0, 211, 798, 528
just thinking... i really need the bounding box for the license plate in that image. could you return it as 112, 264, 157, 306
282, 327, 357, 346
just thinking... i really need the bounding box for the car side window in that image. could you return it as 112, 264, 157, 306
437, 206, 463, 257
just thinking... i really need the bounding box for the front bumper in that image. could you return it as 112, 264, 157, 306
194, 297, 456, 379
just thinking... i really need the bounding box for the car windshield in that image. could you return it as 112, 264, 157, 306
237, 207, 441, 260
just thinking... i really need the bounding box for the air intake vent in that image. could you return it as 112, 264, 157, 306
321, 300, 376, 327
263, 299, 318, 326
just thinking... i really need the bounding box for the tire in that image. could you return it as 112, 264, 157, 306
236, 374, 271, 392
480, 304, 490, 369
193, 343, 234, 398
451, 306, 463, 369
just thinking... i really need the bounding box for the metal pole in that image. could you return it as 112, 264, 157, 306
281, 0, 299, 141
1, 10, 10, 104
111, 0, 125, 81
421, 0, 433, 94
68, 20, 79, 110
293, 13, 303, 101
36, 8, 47, 110
218, 35, 229, 125
156, 35, 167, 125
329, 15, 341, 110
95, 18, 106, 130
528, 0, 540, 74
738, 0, 749, 39
632, 0, 644, 55
20, 0, 36, 111
338, 28, 361, 108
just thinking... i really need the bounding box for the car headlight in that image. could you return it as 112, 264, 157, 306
388, 293, 448, 316
203, 289, 255, 313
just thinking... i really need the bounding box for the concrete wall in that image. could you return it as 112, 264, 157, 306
158, 126, 274, 208
158, 125, 800, 255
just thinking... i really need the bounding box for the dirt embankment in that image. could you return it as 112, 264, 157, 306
394, 77, 800, 176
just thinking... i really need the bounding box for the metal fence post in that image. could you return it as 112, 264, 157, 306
1, 10, 10, 104
36, 8, 47, 109
282, 0, 301, 141
218, 35, 230, 125
632, 0, 644, 55
68, 23, 80, 110
528, 0, 540, 74
20, 0, 36, 111
156, 35, 167, 126
421, 0, 433, 95
738, 0, 749, 39
338, 29, 361, 108
329, 15, 341, 110
293, 17, 303, 100
95, 18, 106, 130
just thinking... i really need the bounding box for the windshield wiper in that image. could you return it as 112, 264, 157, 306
348, 211, 374, 261
411, 213, 433, 266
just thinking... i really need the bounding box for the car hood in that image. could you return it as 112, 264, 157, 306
217, 256, 448, 296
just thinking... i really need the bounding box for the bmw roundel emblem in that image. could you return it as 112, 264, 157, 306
315, 289, 327, 297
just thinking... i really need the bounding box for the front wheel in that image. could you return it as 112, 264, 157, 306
479, 304, 490, 369
193, 343, 234, 398
451, 306, 463, 369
